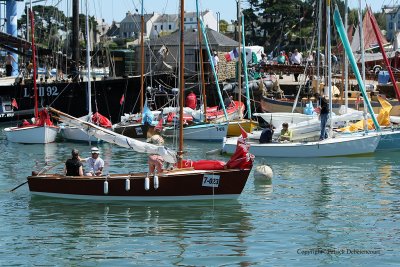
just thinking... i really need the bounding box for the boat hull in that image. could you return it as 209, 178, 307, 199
27, 168, 251, 201
4, 125, 59, 144
163, 122, 228, 141
222, 134, 381, 157
113, 123, 151, 139
227, 119, 258, 136
261, 96, 400, 116
60, 126, 101, 142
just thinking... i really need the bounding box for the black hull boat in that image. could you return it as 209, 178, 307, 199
0, 74, 175, 123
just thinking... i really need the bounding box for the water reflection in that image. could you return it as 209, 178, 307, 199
26, 196, 253, 266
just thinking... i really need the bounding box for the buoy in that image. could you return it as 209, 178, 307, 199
125, 179, 130, 191
104, 180, 109, 194
154, 175, 159, 189
145, 176, 150, 191
254, 165, 273, 181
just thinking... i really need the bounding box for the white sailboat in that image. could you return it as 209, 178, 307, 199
4, 8, 58, 144
222, 0, 382, 157
60, 1, 102, 143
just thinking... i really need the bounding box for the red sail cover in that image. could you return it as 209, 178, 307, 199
226, 138, 254, 169
185, 92, 197, 110
35, 109, 54, 126
92, 112, 112, 128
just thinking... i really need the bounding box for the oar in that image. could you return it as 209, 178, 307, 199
9, 161, 64, 192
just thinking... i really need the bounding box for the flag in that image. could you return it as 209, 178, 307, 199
119, 94, 125, 105
239, 124, 248, 139
224, 48, 239, 62
155, 118, 163, 132
11, 98, 18, 109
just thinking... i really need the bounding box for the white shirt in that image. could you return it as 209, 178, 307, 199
212, 55, 219, 67
84, 157, 104, 173
291, 52, 302, 64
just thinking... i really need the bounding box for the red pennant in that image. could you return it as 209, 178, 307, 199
11, 98, 18, 109
239, 124, 248, 138
119, 94, 125, 105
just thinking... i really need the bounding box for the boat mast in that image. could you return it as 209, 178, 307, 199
29, 7, 38, 119
344, 0, 349, 112
85, 0, 92, 115
368, 7, 400, 102
316, 0, 322, 94
178, 0, 185, 167
140, 0, 145, 113
195, 0, 207, 123
358, 0, 367, 132
237, 0, 242, 120
72, 0, 80, 81
327, 0, 333, 134
241, 12, 251, 120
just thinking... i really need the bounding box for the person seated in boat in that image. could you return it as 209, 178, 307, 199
149, 127, 165, 145
81, 147, 104, 176
278, 122, 292, 142
224, 95, 234, 108
64, 149, 84, 176
259, 123, 274, 143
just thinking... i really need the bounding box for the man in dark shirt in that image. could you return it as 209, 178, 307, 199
319, 95, 329, 140
64, 149, 83, 176
259, 124, 274, 143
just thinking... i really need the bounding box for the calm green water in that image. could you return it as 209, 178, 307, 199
0, 127, 399, 266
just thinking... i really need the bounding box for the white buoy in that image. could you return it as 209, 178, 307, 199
154, 175, 159, 189
104, 180, 109, 194
254, 165, 273, 181
144, 176, 150, 191
125, 179, 131, 191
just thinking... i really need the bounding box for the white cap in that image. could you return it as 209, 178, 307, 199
91, 147, 100, 154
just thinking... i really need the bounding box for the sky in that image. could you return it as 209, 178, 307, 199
18, 0, 386, 25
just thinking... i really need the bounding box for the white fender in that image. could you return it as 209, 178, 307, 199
154, 175, 159, 189
104, 180, 109, 194
145, 176, 150, 191
125, 179, 130, 191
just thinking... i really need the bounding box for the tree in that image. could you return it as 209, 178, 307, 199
219, 19, 228, 33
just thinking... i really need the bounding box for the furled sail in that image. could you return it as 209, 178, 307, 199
49, 107, 177, 163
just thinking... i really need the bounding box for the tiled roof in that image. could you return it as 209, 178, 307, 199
153, 28, 238, 47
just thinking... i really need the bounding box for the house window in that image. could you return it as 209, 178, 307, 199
169, 24, 172, 30
390, 22, 393, 30
184, 18, 186, 21
161, 25, 163, 30
155, 25, 157, 30
190, 18, 193, 22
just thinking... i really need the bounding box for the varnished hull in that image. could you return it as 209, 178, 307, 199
261, 96, 400, 116
113, 123, 151, 139
27, 168, 251, 201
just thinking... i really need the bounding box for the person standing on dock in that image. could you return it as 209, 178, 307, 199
290, 49, 302, 82
5, 52, 17, 77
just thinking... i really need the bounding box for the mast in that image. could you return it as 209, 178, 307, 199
140, 0, 145, 113
178, 0, 185, 167
344, 0, 349, 112
72, 0, 80, 81
196, 0, 207, 123
85, 0, 92, 114
237, 0, 242, 119
327, 0, 333, 134
316, 0, 322, 93
358, 0, 367, 132
241, 13, 251, 120
367, 7, 400, 102
29, 8, 38, 119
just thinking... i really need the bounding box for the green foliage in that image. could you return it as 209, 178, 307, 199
219, 19, 228, 33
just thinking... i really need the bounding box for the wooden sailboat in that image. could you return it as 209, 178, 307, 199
4, 8, 58, 144
26, 0, 254, 201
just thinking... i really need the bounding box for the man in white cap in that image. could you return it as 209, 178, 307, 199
82, 147, 104, 176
